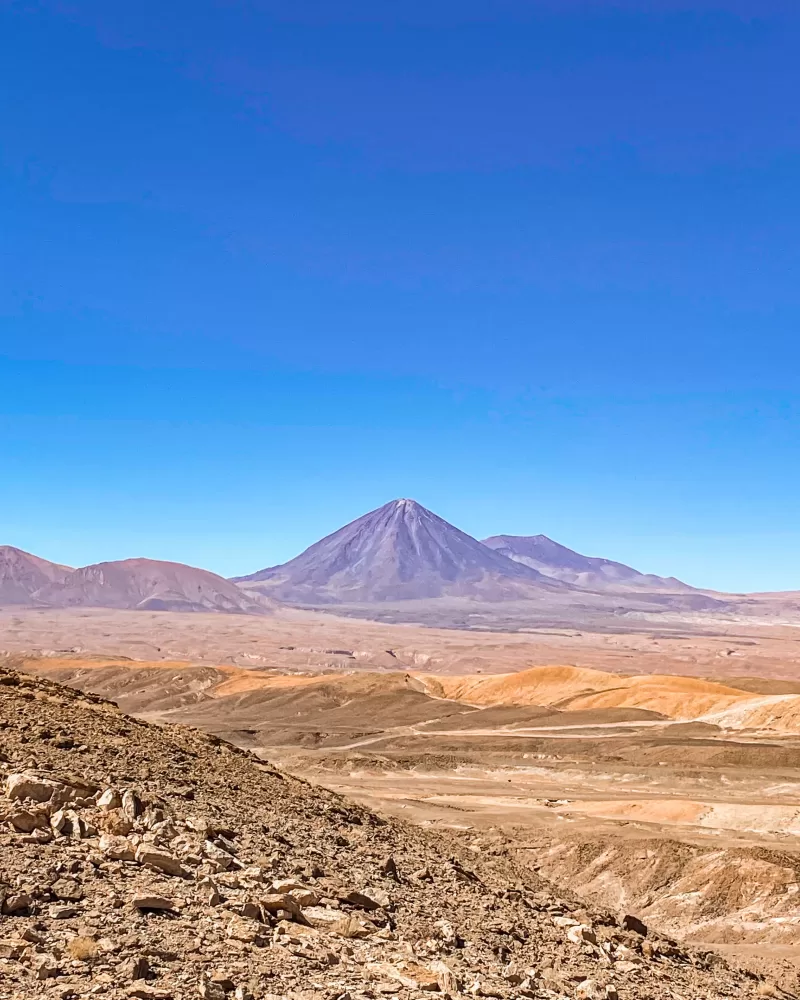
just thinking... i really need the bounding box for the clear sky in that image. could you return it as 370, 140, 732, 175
2, 0, 799, 592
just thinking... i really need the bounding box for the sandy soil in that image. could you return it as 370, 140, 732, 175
5, 604, 800, 681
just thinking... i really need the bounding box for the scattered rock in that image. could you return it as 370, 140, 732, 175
51, 877, 84, 901
621, 913, 648, 937
381, 856, 399, 881
344, 887, 390, 910
368, 961, 442, 992
198, 973, 228, 1000
122, 790, 143, 820
130, 893, 177, 912
433, 919, 460, 946
97, 788, 122, 810
33, 955, 60, 980
226, 915, 263, 944
567, 924, 597, 946
209, 972, 236, 993
0, 939, 25, 960
100, 832, 137, 860
331, 914, 375, 939
198, 877, 222, 906
6, 772, 63, 803
127, 986, 173, 1000
122, 955, 150, 980
7, 807, 48, 832
50, 808, 94, 839
135, 845, 187, 877
261, 892, 302, 919
430, 959, 461, 994
2, 892, 32, 915
304, 905, 349, 929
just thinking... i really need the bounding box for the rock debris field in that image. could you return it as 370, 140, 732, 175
0, 665, 781, 1000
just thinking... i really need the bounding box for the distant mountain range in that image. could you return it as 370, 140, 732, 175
234, 499, 698, 605
0, 547, 270, 615
1, 499, 706, 615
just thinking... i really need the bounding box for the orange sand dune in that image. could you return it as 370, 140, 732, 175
421, 665, 625, 708
560, 674, 751, 720
421, 665, 754, 721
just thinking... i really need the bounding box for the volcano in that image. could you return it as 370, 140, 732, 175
234, 499, 566, 603
481, 534, 695, 592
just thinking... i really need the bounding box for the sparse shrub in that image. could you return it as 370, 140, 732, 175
66, 936, 99, 962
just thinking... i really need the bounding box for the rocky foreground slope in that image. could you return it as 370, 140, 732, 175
0, 666, 776, 1000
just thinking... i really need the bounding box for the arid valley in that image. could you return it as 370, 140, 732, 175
7, 599, 800, 991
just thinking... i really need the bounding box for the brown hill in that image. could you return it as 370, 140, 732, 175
0, 662, 772, 999
34, 557, 273, 615
481, 535, 695, 593
234, 499, 568, 604
0, 545, 71, 604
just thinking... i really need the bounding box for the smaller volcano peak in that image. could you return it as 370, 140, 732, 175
481, 534, 695, 593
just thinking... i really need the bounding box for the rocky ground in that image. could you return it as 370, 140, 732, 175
0, 664, 782, 999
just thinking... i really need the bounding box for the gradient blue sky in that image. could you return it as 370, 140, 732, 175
2, 0, 799, 591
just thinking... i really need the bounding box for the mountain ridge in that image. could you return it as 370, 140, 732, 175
4, 553, 273, 615
481, 533, 696, 593
0, 545, 73, 605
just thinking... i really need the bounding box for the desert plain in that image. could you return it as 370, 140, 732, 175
6, 604, 800, 988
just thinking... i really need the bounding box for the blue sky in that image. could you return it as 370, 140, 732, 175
2, 0, 799, 591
